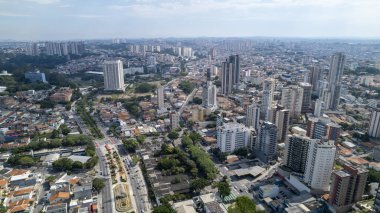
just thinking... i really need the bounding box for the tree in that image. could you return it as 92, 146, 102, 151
217, 179, 231, 199
179, 81, 195, 94
228, 196, 256, 213
51, 129, 60, 139
192, 97, 202, 105
92, 178, 105, 192
135, 82, 157, 93
167, 131, 179, 140
123, 138, 139, 153
72, 161, 84, 169
153, 205, 176, 213
190, 178, 209, 192
60, 124, 71, 135
189, 132, 202, 143
52, 158, 73, 171
233, 148, 248, 157
136, 135, 147, 143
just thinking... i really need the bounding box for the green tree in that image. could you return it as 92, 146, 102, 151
52, 158, 73, 171
228, 196, 256, 213
167, 131, 179, 140
192, 97, 202, 104
189, 132, 202, 143
153, 205, 176, 213
60, 124, 71, 135
136, 135, 147, 143
123, 138, 139, 153
179, 81, 195, 94
233, 148, 248, 157
217, 179, 231, 199
72, 161, 84, 169
190, 178, 209, 192
92, 178, 106, 192
135, 82, 157, 93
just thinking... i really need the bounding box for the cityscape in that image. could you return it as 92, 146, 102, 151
1, 1, 380, 213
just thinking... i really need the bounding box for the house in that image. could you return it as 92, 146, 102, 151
49, 191, 70, 204
10, 187, 34, 202
9, 173, 38, 188
45, 203, 68, 213
72, 181, 92, 200
42, 153, 60, 166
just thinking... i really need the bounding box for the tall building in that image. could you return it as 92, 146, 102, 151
281, 85, 303, 117
170, 111, 180, 130
329, 165, 368, 213
284, 134, 315, 174
157, 86, 164, 109
276, 109, 290, 142
25, 70, 47, 83
217, 123, 252, 153
304, 139, 336, 192
317, 80, 329, 98
26, 42, 39, 56
103, 60, 125, 91
221, 55, 240, 95
202, 81, 218, 110
45, 41, 84, 56
374, 184, 380, 212
327, 53, 346, 110
246, 102, 260, 130
299, 82, 312, 113
369, 107, 380, 138
261, 78, 276, 120
309, 65, 321, 93
306, 117, 341, 141
267, 104, 284, 124
313, 99, 325, 117
255, 121, 277, 163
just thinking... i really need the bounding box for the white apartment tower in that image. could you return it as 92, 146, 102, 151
281, 85, 303, 117
202, 81, 218, 110
217, 123, 252, 153
170, 111, 180, 130
261, 78, 275, 120
304, 139, 336, 192
157, 86, 164, 109
369, 107, 380, 138
246, 102, 260, 130
327, 53, 345, 110
103, 60, 125, 91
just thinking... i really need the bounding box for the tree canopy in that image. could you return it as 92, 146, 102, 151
228, 196, 257, 213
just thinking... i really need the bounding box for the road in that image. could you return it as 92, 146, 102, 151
95, 144, 115, 213
179, 88, 198, 114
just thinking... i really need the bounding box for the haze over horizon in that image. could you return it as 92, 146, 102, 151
1, 0, 380, 40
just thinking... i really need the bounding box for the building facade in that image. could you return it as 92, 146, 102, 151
217, 123, 252, 153
103, 60, 125, 91
255, 121, 278, 163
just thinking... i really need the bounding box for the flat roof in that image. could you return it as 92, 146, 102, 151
234, 166, 265, 177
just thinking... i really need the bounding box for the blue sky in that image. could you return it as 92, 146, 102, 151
0, 0, 379, 40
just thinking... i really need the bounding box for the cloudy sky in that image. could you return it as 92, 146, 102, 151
0, 0, 379, 40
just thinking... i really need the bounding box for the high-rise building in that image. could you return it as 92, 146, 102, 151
317, 80, 329, 98
327, 53, 345, 110
217, 123, 252, 153
202, 81, 217, 110
261, 78, 275, 120
299, 82, 312, 113
221, 55, 240, 95
210, 48, 217, 60
304, 139, 336, 192
374, 184, 380, 212
255, 121, 278, 163
103, 60, 125, 91
26, 42, 39, 56
284, 134, 315, 174
309, 65, 321, 93
170, 111, 180, 130
267, 104, 285, 124
45, 41, 84, 56
246, 102, 260, 130
369, 107, 380, 138
313, 99, 325, 117
157, 86, 164, 109
306, 117, 341, 141
281, 85, 303, 117
329, 165, 368, 213
276, 109, 290, 142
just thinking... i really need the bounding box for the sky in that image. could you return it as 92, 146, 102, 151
0, 0, 380, 40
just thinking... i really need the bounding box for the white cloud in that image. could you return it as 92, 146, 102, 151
65, 14, 105, 18
0, 12, 32, 17
23, 0, 60, 4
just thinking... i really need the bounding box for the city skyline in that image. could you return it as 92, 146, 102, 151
0, 0, 380, 40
